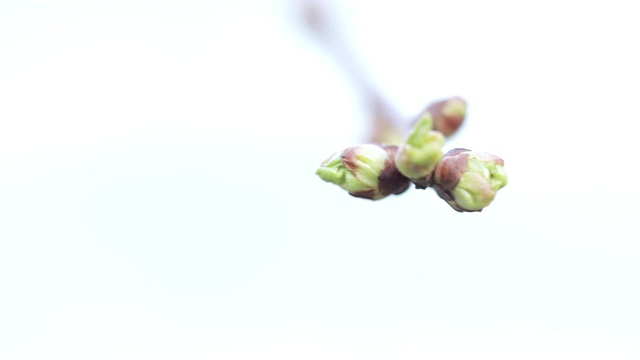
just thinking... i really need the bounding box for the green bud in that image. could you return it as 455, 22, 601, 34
394, 112, 446, 188
316, 144, 410, 200
433, 148, 508, 212
427, 97, 467, 137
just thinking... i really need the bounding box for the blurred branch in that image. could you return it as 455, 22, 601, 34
297, 2, 508, 211
295, 0, 405, 145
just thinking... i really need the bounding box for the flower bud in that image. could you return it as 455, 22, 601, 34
394, 112, 445, 188
433, 148, 508, 212
316, 144, 410, 200
427, 97, 467, 137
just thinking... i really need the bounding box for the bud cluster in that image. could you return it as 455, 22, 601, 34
316, 97, 508, 212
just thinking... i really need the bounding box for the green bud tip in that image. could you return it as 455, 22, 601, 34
395, 112, 446, 186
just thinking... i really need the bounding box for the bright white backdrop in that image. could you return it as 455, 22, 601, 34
1, 1, 639, 359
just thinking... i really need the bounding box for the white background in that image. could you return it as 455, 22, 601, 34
1, 1, 639, 359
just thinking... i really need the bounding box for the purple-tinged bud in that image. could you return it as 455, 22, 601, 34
427, 97, 467, 137
433, 148, 508, 212
316, 144, 410, 200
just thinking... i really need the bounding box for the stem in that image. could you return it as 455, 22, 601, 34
295, 0, 405, 144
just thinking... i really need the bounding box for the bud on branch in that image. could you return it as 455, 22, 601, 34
394, 112, 445, 188
316, 144, 410, 200
432, 148, 508, 212
427, 97, 467, 137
